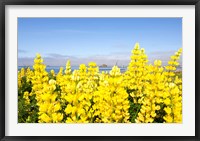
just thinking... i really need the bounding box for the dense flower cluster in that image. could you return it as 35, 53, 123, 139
18, 43, 182, 123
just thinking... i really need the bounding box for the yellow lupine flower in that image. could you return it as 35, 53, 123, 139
39, 113, 51, 123
164, 98, 171, 105
164, 107, 172, 114
52, 113, 63, 123
154, 60, 162, 66
18, 44, 182, 123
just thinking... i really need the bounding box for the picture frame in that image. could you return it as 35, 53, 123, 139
0, 0, 199, 140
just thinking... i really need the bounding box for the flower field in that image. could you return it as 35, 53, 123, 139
18, 43, 182, 123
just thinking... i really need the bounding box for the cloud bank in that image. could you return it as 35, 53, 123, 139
18, 50, 182, 68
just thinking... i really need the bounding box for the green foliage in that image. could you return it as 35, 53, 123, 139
18, 76, 39, 123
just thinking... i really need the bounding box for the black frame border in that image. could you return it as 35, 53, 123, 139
0, 0, 200, 141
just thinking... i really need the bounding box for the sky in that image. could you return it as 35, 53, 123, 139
18, 18, 182, 67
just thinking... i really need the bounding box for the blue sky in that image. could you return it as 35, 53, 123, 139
18, 18, 182, 67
